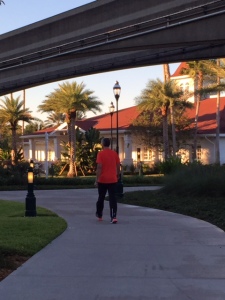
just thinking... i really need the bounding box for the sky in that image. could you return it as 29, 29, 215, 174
0, 0, 179, 121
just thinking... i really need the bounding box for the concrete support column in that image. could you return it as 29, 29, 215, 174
29, 139, 35, 161
53, 137, 60, 160
122, 133, 133, 166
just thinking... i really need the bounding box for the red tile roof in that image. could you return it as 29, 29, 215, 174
171, 62, 189, 77
186, 97, 225, 134
29, 126, 58, 135
25, 99, 225, 136
85, 106, 140, 131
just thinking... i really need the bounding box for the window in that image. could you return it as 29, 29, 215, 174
197, 146, 201, 161
137, 148, 141, 161
185, 82, 189, 92
143, 147, 153, 161
180, 82, 189, 92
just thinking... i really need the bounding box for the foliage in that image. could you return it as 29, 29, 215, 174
0, 161, 30, 186
134, 79, 192, 159
0, 146, 25, 165
0, 95, 38, 164
60, 127, 102, 176
131, 109, 163, 146
156, 156, 183, 174
79, 127, 102, 173
24, 121, 45, 134
0, 174, 164, 190
48, 160, 62, 177
38, 81, 103, 177
119, 190, 225, 232
44, 112, 65, 128
122, 175, 164, 185
162, 163, 225, 197
0, 139, 11, 161
180, 60, 220, 160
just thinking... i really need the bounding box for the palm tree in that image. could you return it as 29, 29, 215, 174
136, 79, 186, 160
44, 112, 66, 128
193, 59, 225, 164
38, 81, 103, 177
0, 96, 37, 165
181, 60, 217, 160
163, 63, 177, 156
24, 121, 45, 134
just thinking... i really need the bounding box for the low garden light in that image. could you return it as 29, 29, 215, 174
25, 161, 37, 217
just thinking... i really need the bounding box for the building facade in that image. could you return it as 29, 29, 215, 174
20, 63, 225, 172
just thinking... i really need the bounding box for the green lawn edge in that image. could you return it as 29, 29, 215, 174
0, 199, 67, 273
118, 190, 225, 232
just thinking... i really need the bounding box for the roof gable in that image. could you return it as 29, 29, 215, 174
171, 62, 189, 77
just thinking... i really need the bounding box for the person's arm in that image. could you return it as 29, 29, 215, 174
116, 163, 120, 180
95, 163, 102, 186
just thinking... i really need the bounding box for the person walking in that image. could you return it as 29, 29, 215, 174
95, 138, 120, 224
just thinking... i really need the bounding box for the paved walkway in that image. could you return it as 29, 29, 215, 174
0, 187, 225, 300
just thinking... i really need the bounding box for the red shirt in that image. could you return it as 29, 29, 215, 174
96, 148, 120, 183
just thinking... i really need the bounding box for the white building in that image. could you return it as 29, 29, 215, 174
20, 63, 225, 170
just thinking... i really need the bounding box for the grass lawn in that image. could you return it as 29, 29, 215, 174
119, 190, 225, 232
0, 200, 67, 281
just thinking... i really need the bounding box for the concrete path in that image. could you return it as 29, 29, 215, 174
0, 187, 225, 300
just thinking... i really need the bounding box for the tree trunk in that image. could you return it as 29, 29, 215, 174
163, 64, 177, 156
163, 64, 170, 82
192, 71, 203, 161
170, 102, 177, 156
67, 111, 76, 177
11, 127, 17, 165
162, 106, 169, 160
215, 59, 221, 164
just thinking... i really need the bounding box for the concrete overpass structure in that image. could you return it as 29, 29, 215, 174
0, 0, 225, 96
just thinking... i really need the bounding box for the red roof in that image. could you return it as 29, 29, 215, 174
85, 106, 140, 131
171, 62, 189, 77
29, 126, 58, 136
186, 97, 225, 134
25, 99, 225, 136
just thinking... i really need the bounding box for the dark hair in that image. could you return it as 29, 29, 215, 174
102, 138, 110, 147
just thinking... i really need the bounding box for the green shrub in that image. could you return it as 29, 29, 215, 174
0, 162, 28, 186
156, 156, 183, 174
48, 161, 62, 177
162, 164, 225, 197
34, 176, 96, 187
122, 175, 164, 185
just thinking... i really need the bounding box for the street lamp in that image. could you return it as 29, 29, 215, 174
113, 81, 121, 154
25, 160, 37, 217
113, 81, 123, 198
109, 101, 115, 149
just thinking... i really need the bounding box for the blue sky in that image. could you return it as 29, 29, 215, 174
0, 0, 179, 120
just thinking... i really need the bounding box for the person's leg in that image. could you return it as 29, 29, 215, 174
108, 183, 117, 220
96, 183, 107, 218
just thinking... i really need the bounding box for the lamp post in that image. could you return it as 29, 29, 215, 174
113, 81, 123, 198
25, 160, 37, 217
113, 81, 121, 154
109, 101, 115, 149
